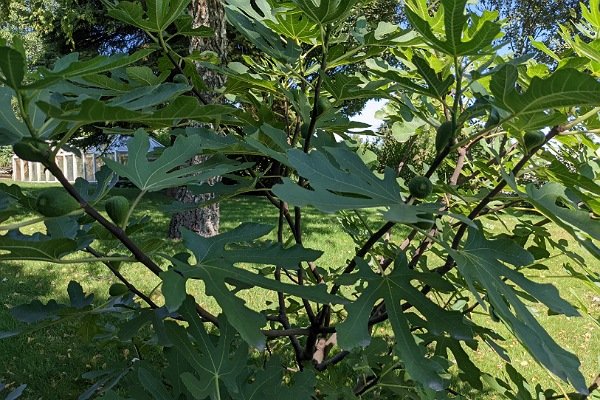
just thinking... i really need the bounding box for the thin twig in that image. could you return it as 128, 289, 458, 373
86, 246, 159, 309
275, 200, 304, 365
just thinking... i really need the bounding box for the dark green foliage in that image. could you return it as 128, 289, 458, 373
0, 0, 599, 399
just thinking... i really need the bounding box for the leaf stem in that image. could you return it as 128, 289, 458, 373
86, 246, 159, 309
451, 56, 463, 126
563, 106, 600, 130
121, 189, 146, 230
50, 256, 136, 264
302, 27, 330, 153
15, 90, 37, 138
51, 123, 83, 159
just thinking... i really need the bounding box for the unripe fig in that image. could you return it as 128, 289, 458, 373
523, 131, 545, 151
435, 121, 455, 154
108, 283, 128, 296
414, 213, 434, 230
13, 138, 51, 163
173, 74, 188, 84
35, 188, 80, 217
104, 196, 130, 226
315, 97, 330, 116
408, 176, 433, 199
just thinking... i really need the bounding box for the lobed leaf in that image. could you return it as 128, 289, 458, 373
337, 258, 472, 392
405, 0, 501, 56
165, 223, 335, 348
0, 230, 86, 262
225, 0, 301, 64
291, 0, 360, 26
272, 147, 402, 213
450, 227, 587, 394
166, 300, 247, 399
103, 130, 250, 192
490, 65, 600, 116
0, 46, 25, 88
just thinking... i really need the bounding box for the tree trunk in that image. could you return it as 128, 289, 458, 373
167, 0, 227, 239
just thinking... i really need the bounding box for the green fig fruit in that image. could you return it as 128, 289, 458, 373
13, 138, 51, 163
315, 97, 330, 116
35, 188, 80, 217
108, 283, 129, 297
104, 196, 130, 226
523, 131, 545, 151
435, 121, 455, 155
408, 176, 433, 199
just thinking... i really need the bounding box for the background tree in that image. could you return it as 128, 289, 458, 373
1, 0, 146, 61
167, 0, 228, 239
477, 0, 582, 55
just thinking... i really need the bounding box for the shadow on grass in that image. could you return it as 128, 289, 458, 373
0, 262, 137, 399
0, 263, 59, 327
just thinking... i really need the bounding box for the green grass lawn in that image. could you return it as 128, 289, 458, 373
0, 181, 598, 399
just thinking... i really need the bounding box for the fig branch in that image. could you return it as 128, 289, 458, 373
43, 159, 220, 326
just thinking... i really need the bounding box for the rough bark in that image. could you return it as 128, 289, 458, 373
168, 0, 227, 239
